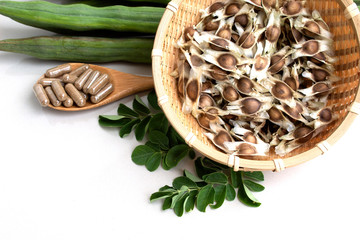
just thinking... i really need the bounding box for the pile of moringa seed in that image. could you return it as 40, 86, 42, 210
33, 64, 114, 108
173, 0, 338, 157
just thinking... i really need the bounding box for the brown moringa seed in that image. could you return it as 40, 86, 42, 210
319, 108, 332, 123
231, 34, 240, 43
250, 0, 262, 6
201, 80, 213, 91
217, 54, 237, 70
304, 21, 321, 36
303, 40, 320, 55
241, 98, 262, 115
272, 82, 293, 100
190, 55, 204, 67
184, 27, 196, 41
268, 107, 284, 122
310, 52, 326, 65
239, 32, 256, 49
263, 0, 277, 8
294, 126, 313, 143
237, 77, 254, 94
225, 3, 241, 15
283, 1, 302, 15
313, 82, 331, 97
223, 85, 240, 102
205, 20, 220, 31
266, 25, 281, 42
214, 130, 233, 149
209, 65, 228, 81
217, 27, 232, 40
237, 143, 257, 155
209, 2, 225, 13
269, 55, 286, 73
197, 113, 216, 129
210, 38, 229, 51
292, 28, 303, 42
186, 80, 199, 102
254, 56, 269, 71
199, 94, 215, 108
235, 14, 249, 28
284, 77, 299, 91
316, 20, 329, 31
283, 102, 303, 119
312, 69, 329, 81
243, 132, 257, 144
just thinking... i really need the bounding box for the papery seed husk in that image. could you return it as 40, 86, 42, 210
184, 27, 196, 41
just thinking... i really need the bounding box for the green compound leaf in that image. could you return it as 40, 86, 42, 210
119, 118, 140, 138
98, 115, 131, 127
243, 171, 265, 182
225, 184, 236, 201
162, 197, 172, 210
135, 116, 151, 141
231, 169, 242, 188
117, 103, 139, 117
184, 170, 203, 183
172, 176, 197, 190
148, 130, 169, 150
203, 172, 228, 185
147, 89, 161, 111
211, 184, 227, 209
237, 173, 261, 207
184, 190, 198, 213
165, 144, 189, 169
145, 152, 162, 172
145, 141, 161, 152
150, 190, 175, 202
148, 112, 169, 133
174, 191, 189, 217
133, 95, 150, 115
243, 180, 265, 192
131, 145, 156, 166
196, 184, 215, 212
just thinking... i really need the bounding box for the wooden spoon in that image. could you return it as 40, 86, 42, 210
37, 63, 154, 111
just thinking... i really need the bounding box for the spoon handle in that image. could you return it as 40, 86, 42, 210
100, 71, 154, 106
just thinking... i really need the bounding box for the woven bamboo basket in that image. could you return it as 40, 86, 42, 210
152, 0, 360, 172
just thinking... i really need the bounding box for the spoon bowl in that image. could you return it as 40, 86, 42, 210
37, 63, 154, 111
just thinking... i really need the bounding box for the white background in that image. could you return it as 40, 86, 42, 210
0, 1, 360, 240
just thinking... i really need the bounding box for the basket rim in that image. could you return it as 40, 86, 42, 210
151, 0, 360, 171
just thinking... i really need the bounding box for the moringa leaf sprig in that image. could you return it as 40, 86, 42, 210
99, 90, 265, 216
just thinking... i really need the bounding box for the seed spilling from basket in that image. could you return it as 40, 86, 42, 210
173, 0, 338, 157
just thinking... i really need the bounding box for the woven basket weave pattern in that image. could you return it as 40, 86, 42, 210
153, 0, 360, 170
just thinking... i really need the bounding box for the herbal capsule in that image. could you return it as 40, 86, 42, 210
38, 77, 63, 86
45, 86, 61, 107
51, 80, 67, 101
45, 63, 71, 78
62, 74, 78, 84
82, 70, 101, 94
69, 64, 90, 77
88, 74, 110, 95
64, 83, 86, 107
63, 96, 74, 108
33, 84, 49, 107
74, 68, 93, 90
90, 83, 114, 104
